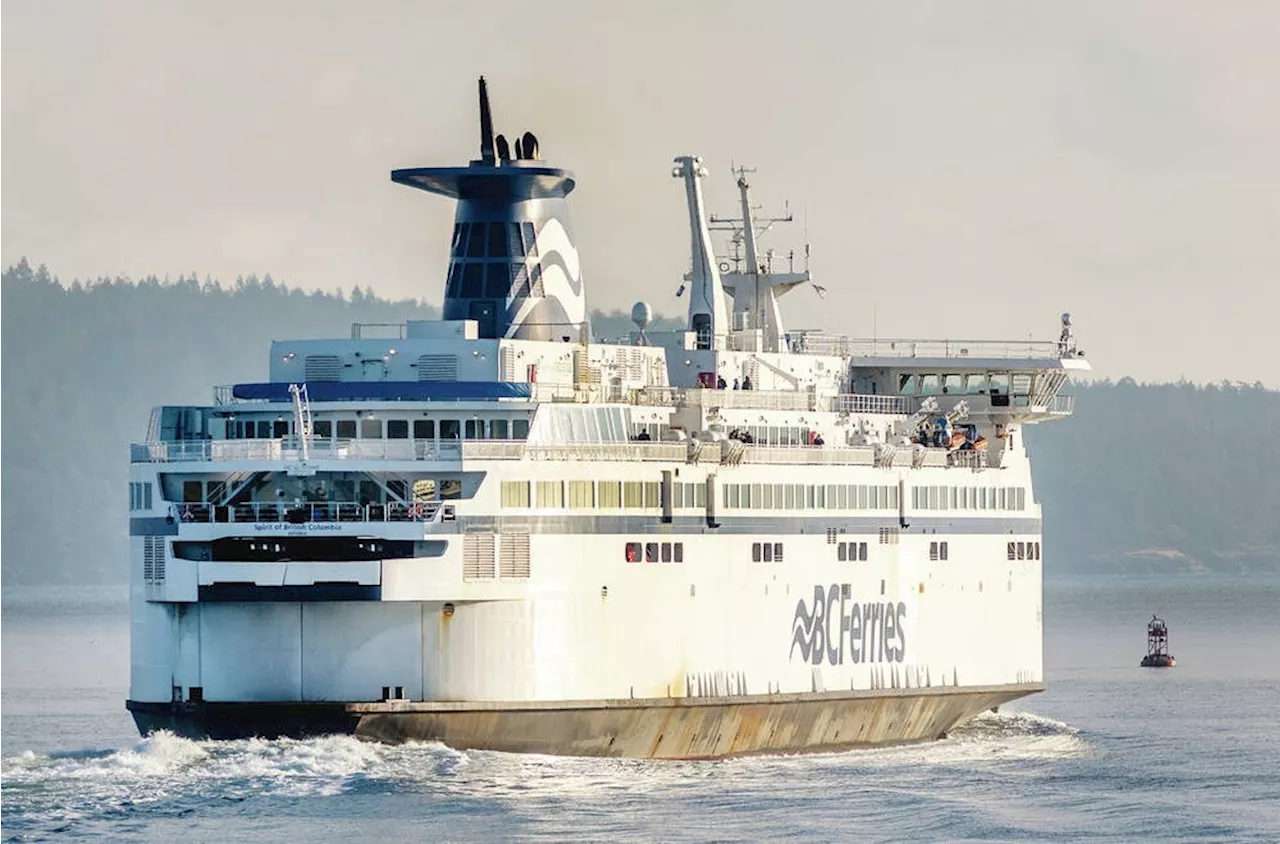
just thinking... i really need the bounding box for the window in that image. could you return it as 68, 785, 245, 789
899, 374, 919, 395
512, 419, 530, 440
752, 543, 762, 562
623, 482, 643, 508
491, 419, 509, 439
257, 420, 272, 438
501, 481, 530, 508
387, 480, 408, 502
461, 263, 483, 297
762, 543, 773, 562
645, 542, 659, 563
774, 543, 784, 563
1008, 542, 1017, 561
842, 541, 869, 561
536, 481, 563, 508
567, 480, 594, 509
485, 262, 511, 298
1017, 542, 1026, 560
487, 222, 510, 258
465, 419, 485, 439
387, 420, 409, 439
313, 420, 332, 439
143, 483, 153, 510
673, 542, 684, 563
440, 420, 461, 440
274, 420, 290, 438
929, 541, 939, 562
466, 223, 486, 258
413, 419, 435, 439
521, 221, 538, 257
838, 543, 848, 561
943, 374, 963, 394
625, 542, 641, 563
643, 482, 660, 509
507, 222, 526, 257
939, 542, 948, 561
661, 543, 672, 562
1016, 488, 1026, 511
183, 481, 203, 503
920, 374, 940, 395
360, 419, 382, 439
598, 481, 622, 508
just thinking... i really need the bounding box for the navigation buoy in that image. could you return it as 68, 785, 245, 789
1139, 614, 1176, 667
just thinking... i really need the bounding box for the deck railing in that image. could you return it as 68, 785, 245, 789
839, 337, 1063, 359
132, 438, 466, 463
170, 499, 444, 525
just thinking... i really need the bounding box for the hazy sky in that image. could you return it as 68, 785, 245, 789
4, 1, 1278, 385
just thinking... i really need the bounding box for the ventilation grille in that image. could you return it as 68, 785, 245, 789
418, 354, 459, 382
304, 355, 342, 382
463, 533, 495, 580
143, 536, 166, 584
499, 346, 517, 381
499, 532, 531, 580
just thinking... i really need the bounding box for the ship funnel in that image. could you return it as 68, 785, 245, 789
391, 78, 590, 342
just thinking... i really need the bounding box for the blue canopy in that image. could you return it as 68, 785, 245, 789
231, 381, 534, 402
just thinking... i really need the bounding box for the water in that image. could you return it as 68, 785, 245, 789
4, 577, 1279, 842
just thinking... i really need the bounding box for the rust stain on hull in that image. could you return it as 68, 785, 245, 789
350, 683, 1041, 760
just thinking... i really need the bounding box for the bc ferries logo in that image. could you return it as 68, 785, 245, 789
791, 584, 907, 666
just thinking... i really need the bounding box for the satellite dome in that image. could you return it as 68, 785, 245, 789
631, 301, 653, 330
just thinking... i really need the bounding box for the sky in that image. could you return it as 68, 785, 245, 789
3, 1, 1278, 386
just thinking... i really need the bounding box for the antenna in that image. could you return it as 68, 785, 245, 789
478, 77, 496, 165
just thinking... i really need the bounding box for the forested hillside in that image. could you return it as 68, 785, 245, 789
3, 260, 1277, 584
1025, 378, 1280, 574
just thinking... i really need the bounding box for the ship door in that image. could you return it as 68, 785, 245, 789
469, 300, 498, 339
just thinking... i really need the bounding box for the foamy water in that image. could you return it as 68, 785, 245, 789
1, 709, 1089, 840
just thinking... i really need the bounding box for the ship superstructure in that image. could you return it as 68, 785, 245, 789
127, 79, 1089, 757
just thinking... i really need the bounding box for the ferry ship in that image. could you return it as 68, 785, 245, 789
127, 78, 1089, 758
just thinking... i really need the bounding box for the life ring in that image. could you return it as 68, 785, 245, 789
718, 261, 731, 273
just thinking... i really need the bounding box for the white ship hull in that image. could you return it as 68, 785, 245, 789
128, 521, 1044, 757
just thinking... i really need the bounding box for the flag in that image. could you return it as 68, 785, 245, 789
813, 284, 827, 299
